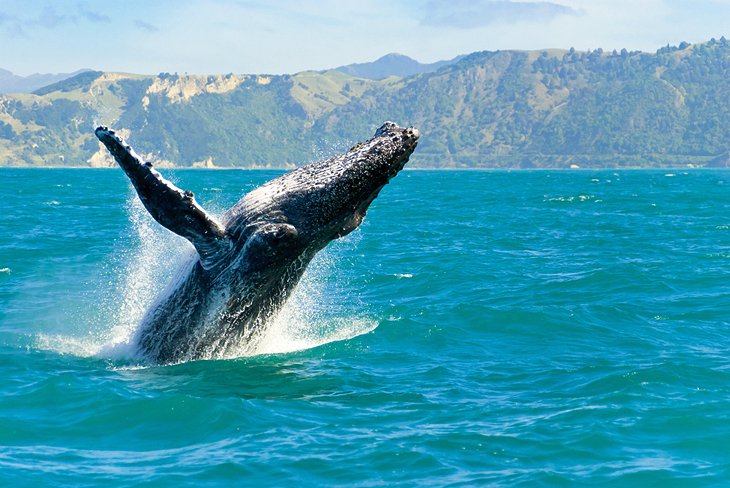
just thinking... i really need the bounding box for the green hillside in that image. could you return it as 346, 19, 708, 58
3, 39, 730, 168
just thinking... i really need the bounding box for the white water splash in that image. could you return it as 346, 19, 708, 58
36, 193, 190, 359
245, 234, 376, 357
39, 188, 376, 362
98, 195, 193, 359
216, 225, 375, 359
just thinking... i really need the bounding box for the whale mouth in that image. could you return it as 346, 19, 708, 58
389, 126, 419, 177
404, 127, 420, 145
351, 125, 420, 229
323, 124, 419, 240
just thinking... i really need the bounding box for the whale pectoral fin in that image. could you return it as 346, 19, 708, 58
95, 126, 229, 269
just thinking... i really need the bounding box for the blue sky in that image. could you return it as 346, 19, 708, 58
1, 0, 730, 75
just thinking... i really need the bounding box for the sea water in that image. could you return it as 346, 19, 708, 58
2, 168, 730, 486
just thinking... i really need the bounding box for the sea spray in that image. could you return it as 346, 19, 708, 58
243, 230, 377, 357
38, 186, 376, 362
104, 194, 192, 356
35, 191, 190, 358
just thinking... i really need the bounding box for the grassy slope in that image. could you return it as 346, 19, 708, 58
2, 40, 730, 168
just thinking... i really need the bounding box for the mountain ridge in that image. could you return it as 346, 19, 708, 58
331, 53, 464, 79
0, 68, 93, 94
2, 39, 730, 168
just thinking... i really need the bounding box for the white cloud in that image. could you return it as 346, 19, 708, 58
133, 20, 159, 33
419, 0, 579, 28
0, 0, 729, 75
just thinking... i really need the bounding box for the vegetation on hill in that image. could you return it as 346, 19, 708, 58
2, 39, 730, 168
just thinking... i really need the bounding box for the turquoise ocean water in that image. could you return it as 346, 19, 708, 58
2, 168, 730, 486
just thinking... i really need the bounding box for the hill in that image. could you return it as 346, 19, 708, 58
332, 53, 463, 80
2, 40, 730, 168
0, 68, 92, 94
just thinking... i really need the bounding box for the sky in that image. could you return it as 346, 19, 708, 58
1, 0, 730, 75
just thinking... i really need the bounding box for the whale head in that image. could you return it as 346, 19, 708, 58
226, 122, 420, 266
285, 121, 420, 244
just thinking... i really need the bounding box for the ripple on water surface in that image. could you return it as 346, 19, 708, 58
2, 169, 730, 485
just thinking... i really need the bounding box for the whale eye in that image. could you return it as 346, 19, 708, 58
246, 223, 299, 256
269, 223, 298, 243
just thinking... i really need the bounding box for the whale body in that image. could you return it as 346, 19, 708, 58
95, 122, 419, 364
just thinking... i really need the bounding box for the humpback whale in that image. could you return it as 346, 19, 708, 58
95, 122, 419, 364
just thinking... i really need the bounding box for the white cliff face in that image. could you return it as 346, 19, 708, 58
142, 74, 251, 106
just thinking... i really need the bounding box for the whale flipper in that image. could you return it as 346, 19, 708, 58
95, 127, 229, 269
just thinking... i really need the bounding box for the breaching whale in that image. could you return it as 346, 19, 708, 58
95, 122, 419, 364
